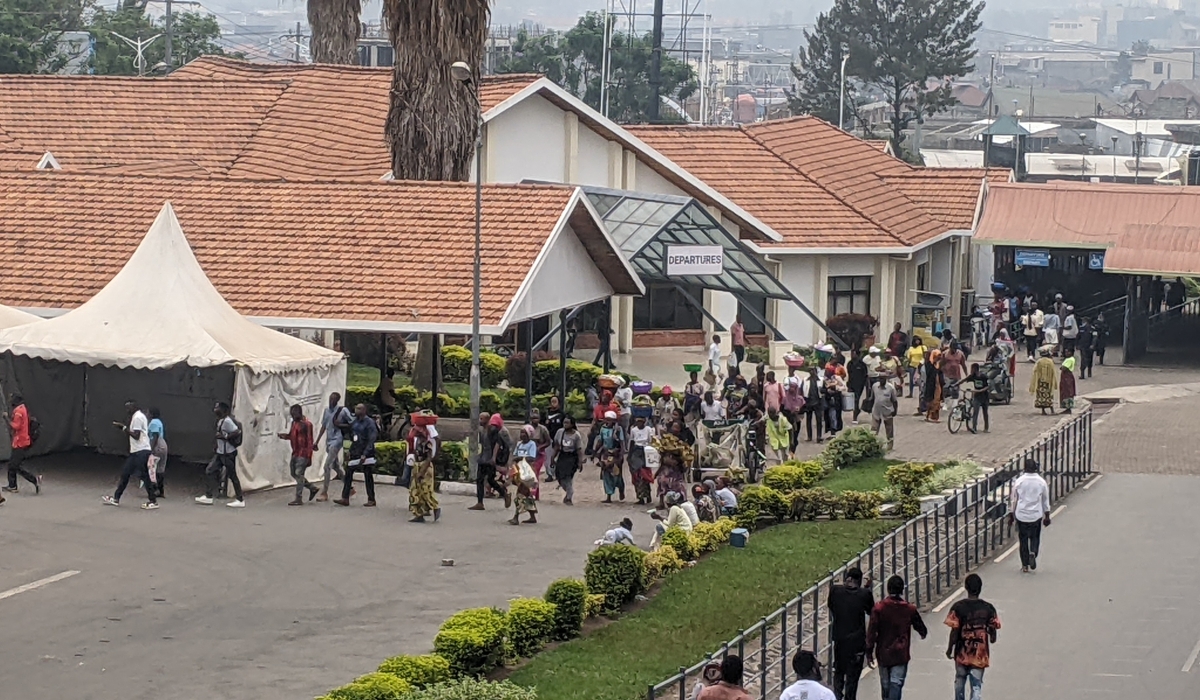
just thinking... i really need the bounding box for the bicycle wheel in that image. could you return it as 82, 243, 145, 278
947, 405, 965, 434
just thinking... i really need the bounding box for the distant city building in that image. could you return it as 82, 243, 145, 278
1048, 17, 1102, 45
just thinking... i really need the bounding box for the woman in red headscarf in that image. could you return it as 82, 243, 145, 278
406, 425, 440, 523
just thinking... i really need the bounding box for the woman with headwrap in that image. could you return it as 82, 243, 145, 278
1059, 357, 1077, 414
693, 481, 719, 523
923, 349, 945, 423
508, 425, 539, 525
592, 410, 626, 503
994, 327, 1017, 379
1030, 351, 1059, 414
470, 413, 511, 511
627, 415, 655, 505
407, 425, 440, 523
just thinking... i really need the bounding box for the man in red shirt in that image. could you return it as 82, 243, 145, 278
2, 394, 39, 499
277, 404, 317, 506
866, 575, 928, 700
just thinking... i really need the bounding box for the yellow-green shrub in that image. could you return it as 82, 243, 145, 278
377, 654, 451, 689
544, 578, 587, 641
763, 460, 827, 491
507, 598, 557, 658
643, 545, 685, 581
584, 545, 646, 613
321, 672, 411, 700
660, 527, 700, 561
692, 521, 725, 552
432, 608, 508, 678
584, 593, 606, 618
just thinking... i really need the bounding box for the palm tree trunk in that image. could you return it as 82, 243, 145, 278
384, 0, 490, 181
308, 0, 362, 65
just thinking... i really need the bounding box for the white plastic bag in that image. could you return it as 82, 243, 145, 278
517, 458, 536, 487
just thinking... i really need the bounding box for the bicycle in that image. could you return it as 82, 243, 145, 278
946, 383, 974, 434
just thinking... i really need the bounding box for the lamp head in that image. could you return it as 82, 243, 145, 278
451, 61, 473, 84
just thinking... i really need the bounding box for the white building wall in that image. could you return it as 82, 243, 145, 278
930, 243, 953, 298
827, 256, 876, 277
576, 124, 614, 186
633, 160, 689, 196
778, 255, 819, 344
487, 95, 568, 183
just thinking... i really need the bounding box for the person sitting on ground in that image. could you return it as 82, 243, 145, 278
693, 482, 719, 523
651, 491, 694, 547
714, 477, 739, 515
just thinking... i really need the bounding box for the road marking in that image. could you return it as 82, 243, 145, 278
1051, 504, 1067, 518
0, 570, 80, 602
1093, 674, 1133, 678
933, 587, 964, 613
1182, 635, 1200, 673
1083, 473, 1104, 490
995, 543, 1020, 563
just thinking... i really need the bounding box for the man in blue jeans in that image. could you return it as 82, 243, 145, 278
945, 574, 1000, 700
866, 575, 927, 700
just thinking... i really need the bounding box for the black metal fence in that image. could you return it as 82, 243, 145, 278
648, 406, 1094, 700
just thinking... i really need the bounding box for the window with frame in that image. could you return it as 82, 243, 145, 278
828, 275, 872, 316
633, 283, 705, 331
1154, 61, 1164, 75
916, 262, 929, 291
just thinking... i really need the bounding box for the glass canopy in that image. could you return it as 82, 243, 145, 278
584, 186, 794, 300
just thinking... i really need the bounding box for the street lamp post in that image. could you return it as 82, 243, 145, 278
838, 50, 849, 131
452, 61, 484, 481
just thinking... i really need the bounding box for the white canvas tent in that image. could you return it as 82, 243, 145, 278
0, 203, 346, 489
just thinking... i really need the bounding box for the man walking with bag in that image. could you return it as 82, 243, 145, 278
1009, 458, 1051, 572
195, 402, 245, 508
103, 400, 158, 509
335, 403, 377, 507
313, 392, 352, 501
2, 394, 39, 499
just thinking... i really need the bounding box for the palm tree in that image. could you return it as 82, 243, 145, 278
384, 0, 490, 181
308, 0, 362, 64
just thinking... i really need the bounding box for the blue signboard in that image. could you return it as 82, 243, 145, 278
1088, 251, 1105, 270
1014, 248, 1051, 268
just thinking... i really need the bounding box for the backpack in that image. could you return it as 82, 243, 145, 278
27, 413, 40, 445
335, 406, 353, 441
493, 433, 511, 466
225, 417, 244, 448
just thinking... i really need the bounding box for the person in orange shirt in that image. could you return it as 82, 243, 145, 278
2, 394, 39, 500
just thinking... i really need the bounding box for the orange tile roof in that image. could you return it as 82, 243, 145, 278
626, 126, 901, 247
0, 173, 625, 329
0, 74, 287, 176
0, 57, 542, 182
884, 168, 1011, 230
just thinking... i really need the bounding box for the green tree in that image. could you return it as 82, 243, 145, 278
0, 0, 90, 74
793, 0, 984, 149
497, 12, 697, 124
87, 1, 225, 75
788, 8, 861, 128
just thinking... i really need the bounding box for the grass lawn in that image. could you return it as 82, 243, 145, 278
819, 457, 906, 493
507, 519, 892, 700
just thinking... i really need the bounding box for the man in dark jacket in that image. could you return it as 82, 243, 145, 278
866, 575, 928, 700
827, 567, 875, 700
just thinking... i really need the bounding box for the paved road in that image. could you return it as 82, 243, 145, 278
0, 456, 650, 700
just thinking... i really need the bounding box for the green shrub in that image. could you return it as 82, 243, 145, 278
322, 672, 412, 700
532, 358, 603, 395
505, 351, 558, 389
544, 578, 588, 641
479, 390, 502, 416
660, 527, 699, 561
764, 461, 827, 491
502, 389, 529, 420
735, 506, 762, 531
789, 487, 838, 521
377, 654, 451, 689
375, 441, 408, 476
584, 545, 646, 613
395, 385, 422, 414
346, 386, 375, 410
885, 462, 937, 517
746, 345, 771, 365
565, 389, 589, 421
432, 607, 508, 678
926, 460, 983, 494
418, 392, 462, 418
819, 427, 886, 472
714, 517, 737, 539
433, 441, 469, 482
691, 521, 725, 553
643, 544, 685, 581
738, 485, 789, 523
507, 598, 557, 658
440, 346, 506, 388
405, 678, 538, 700
838, 490, 885, 520
584, 593, 606, 619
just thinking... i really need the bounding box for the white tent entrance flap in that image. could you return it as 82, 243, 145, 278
0, 203, 346, 490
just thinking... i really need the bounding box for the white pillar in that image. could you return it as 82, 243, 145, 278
814, 257, 829, 345
948, 237, 964, 331
563, 112, 579, 183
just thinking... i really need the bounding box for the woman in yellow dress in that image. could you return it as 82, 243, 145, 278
407, 426, 440, 523
1029, 351, 1059, 415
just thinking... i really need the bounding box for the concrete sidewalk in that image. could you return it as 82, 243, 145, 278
885, 472, 1200, 700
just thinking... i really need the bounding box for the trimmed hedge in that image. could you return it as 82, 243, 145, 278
433, 607, 509, 678
532, 358, 603, 395
405, 679, 538, 700
643, 544, 685, 581
441, 345, 507, 388
584, 545, 646, 614
660, 527, 699, 562
507, 598, 558, 658
377, 654, 451, 689
584, 593, 606, 619
544, 578, 588, 641
820, 427, 886, 472
737, 485, 790, 528
763, 461, 827, 491
886, 461, 937, 517
321, 672, 412, 700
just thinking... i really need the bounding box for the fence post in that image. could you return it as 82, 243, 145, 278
760, 618, 768, 700
678, 668, 686, 700
781, 603, 789, 689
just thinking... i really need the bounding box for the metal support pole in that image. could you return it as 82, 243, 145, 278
525, 321, 535, 419
164, 0, 173, 72
838, 51, 849, 130
649, 0, 665, 122
559, 309, 569, 404
467, 91, 483, 484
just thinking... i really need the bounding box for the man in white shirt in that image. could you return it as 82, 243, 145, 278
708, 334, 723, 382
715, 478, 738, 514
780, 650, 836, 700
1008, 458, 1051, 573
864, 347, 882, 376
103, 400, 159, 509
